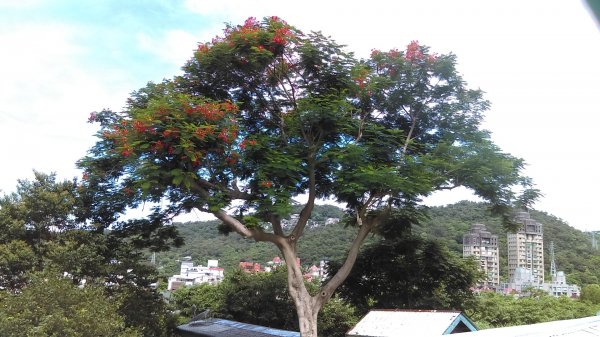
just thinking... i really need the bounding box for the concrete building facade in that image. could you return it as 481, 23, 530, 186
507, 212, 544, 285
167, 259, 224, 290
463, 224, 500, 288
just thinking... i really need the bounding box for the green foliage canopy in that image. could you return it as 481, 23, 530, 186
80, 17, 536, 239
581, 284, 600, 305
329, 235, 481, 314
0, 172, 177, 336
172, 268, 358, 337
466, 292, 600, 329
0, 273, 141, 337
79, 16, 538, 336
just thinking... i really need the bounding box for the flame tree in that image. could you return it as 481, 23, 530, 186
79, 17, 538, 336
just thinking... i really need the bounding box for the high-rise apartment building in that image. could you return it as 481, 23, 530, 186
463, 224, 500, 288
507, 212, 544, 285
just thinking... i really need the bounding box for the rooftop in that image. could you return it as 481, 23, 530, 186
457, 315, 600, 337
177, 318, 300, 337
346, 309, 477, 336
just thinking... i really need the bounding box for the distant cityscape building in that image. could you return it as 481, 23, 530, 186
167, 259, 224, 291
590, 231, 599, 250
542, 241, 580, 297
239, 260, 263, 273
463, 224, 500, 288
507, 212, 544, 285
543, 270, 580, 297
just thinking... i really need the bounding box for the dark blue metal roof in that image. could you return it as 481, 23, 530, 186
177, 318, 300, 337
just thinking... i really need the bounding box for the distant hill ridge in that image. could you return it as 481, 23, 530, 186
155, 201, 599, 285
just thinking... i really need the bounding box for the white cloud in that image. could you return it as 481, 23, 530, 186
0, 22, 137, 192
0, 0, 45, 9
1, 0, 598, 231
136, 29, 200, 68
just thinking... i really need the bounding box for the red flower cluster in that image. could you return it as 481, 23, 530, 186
163, 128, 179, 138
405, 40, 424, 61
240, 138, 258, 150
153, 140, 164, 151
353, 68, 370, 90
217, 128, 238, 144
194, 126, 215, 141
132, 120, 147, 133
387, 49, 401, 58
244, 17, 259, 28
185, 101, 238, 121
272, 26, 292, 46
269, 16, 287, 24
226, 152, 239, 165
260, 180, 273, 188
197, 43, 209, 53
121, 145, 133, 157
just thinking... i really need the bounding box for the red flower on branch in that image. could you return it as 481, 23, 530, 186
122, 147, 133, 157
244, 17, 259, 28
226, 152, 239, 165
405, 40, 424, 61
218, 129, 229, 143
194, 127, 214, 141
272, 27, 292, 46
260, 180, 273, 188
153, 140, 164, 151
132, 120, 147, 133
240, 138, 258, 150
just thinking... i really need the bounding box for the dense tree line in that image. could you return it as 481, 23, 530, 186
172, 268, 358, 337
466, 292, 600, 329
1, 174, 598, 336
0, 172, 177, 336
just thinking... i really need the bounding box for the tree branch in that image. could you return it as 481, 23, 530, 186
271, 214, 284, 236
316, 212, 376, 309
189, 180, 283, 244
195, 177, 253, 200
213, 208, 283, 244
400, 105, 419, 159
290, 154, 316, 243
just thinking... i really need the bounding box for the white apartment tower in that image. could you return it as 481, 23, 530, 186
463, 224, 500, 288
507, 212, 544, 285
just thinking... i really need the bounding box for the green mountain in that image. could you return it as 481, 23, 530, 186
153, 201, 600, 285
414, 201, 600, 285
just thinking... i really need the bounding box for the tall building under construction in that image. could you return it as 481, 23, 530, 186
507, 212, 544, 285
463, 224, 500, 288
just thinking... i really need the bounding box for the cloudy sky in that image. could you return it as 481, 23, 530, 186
1, 0, 598, 231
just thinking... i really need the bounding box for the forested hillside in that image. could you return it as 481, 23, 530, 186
153, 204, 371, 275
415, 201, 600, 285
155, 202, 599, 285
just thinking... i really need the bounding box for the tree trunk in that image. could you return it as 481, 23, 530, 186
281, 242, 321, 337
295, 293, 318, 337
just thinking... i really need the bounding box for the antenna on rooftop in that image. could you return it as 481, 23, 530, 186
549, 241, 557, 278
